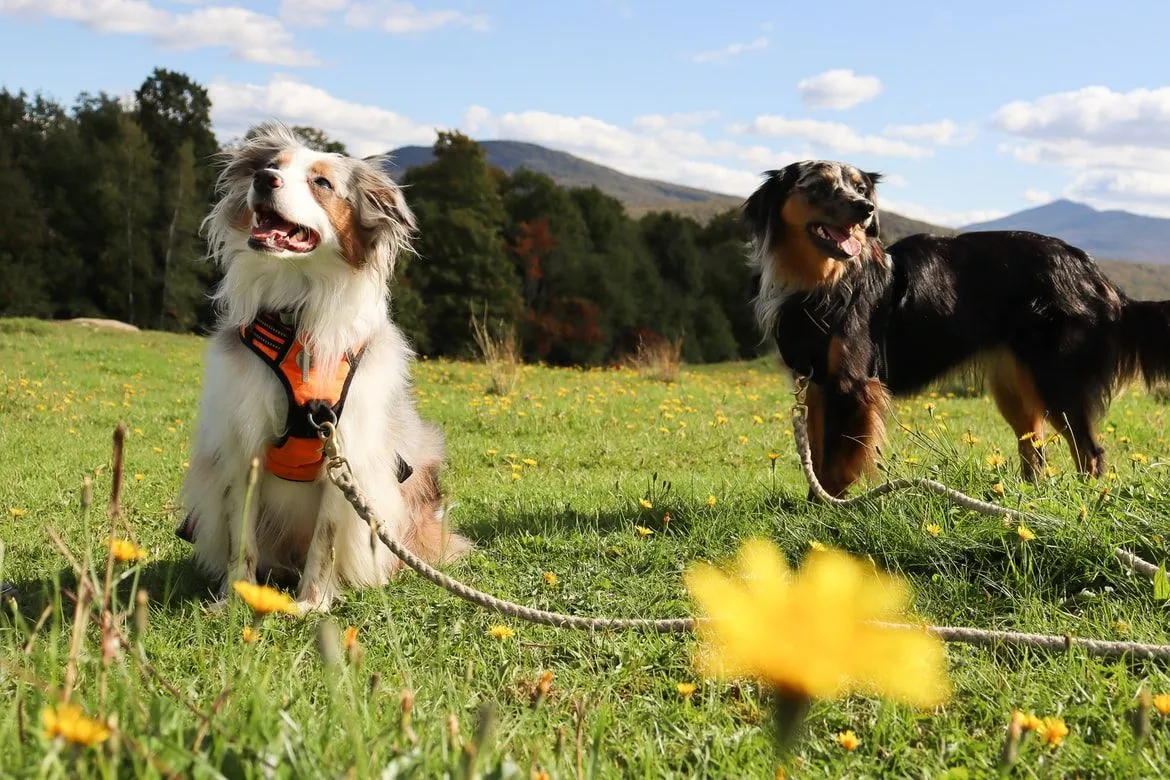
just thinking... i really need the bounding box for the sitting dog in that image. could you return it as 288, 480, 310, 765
178, 121, 468, 612
744, 159, 1170, 496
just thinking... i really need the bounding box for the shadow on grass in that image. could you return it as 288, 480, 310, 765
5, 556, 216, 621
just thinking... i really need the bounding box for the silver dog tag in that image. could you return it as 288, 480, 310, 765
297, 348, 311, 383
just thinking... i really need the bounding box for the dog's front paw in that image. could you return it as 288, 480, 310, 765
204, 597, 230, 615
294, 595, 335, 616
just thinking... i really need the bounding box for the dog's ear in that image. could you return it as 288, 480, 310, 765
742, 165, 799, 247
862, 170, 882, 239
350, 160, 417, 270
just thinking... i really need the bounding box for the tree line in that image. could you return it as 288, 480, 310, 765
0, 69, 763, 365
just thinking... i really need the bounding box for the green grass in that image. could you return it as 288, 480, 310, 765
2, 315, 1170, 777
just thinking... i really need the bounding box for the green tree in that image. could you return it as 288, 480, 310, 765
401, 132, 520, 356
292, 125, 348, 155
0, 136, 53, 316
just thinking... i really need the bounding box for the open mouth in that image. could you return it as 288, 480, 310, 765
807, 222, 863, 260
248, 205, 321, 254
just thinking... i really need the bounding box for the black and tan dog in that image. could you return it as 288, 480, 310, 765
744, 159, 1170, 496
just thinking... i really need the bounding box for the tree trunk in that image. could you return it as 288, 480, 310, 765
159, 162, 185, 330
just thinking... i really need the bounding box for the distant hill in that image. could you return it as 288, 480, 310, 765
382, 140, 952, 237
963, 200, 1170, 265
383, 140, 742, 221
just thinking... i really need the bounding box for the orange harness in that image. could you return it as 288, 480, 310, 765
239, 312, 366, 482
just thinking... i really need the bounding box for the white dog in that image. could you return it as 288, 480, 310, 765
178, 122, 468, 613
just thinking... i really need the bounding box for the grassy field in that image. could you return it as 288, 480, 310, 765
2, 316, 1170, 778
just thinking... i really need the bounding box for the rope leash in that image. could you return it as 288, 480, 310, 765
313, 394, 1170, 659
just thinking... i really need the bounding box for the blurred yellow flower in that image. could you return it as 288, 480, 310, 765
635, 525, 654, 537
543, 571, 558, 586
986, 453, 1005, 468
706, 495, 718, 508
109, 539, 147, 563
638, 498, 653, 509
1130, 452, 1149, 465
684, 539, 950, 707
41, 702, 110, 747
343, 626, 359, 650
676, 682, 697, 698
809, 540, 827, 552
923, 523, 942, 537
836, 729, 860, 751
489, 625, 514, 640
767, 452, 780, 463
992, 482, 1005, 495
1016, 525, 1036, 542
232, 581, 298, 616
523, 458, 538, 467
1039, 717, 1068, 748
9, 507, 25, 518
242, 626, 259, 643
962, 432, 980, 445
1012, 710, 1043, 731
1153, 693, 1170, 715
134, 473, 144, 482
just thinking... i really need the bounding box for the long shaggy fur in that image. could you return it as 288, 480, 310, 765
745, 159, 1170, 496
180, 121, 468, 613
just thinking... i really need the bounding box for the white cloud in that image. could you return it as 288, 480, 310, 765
631, 111, 719, 132
208, 75, 437, 157
797, 69, 882, 110
471, 108, 796, 197
462, 104, 492, 134
690, 36, 769, 64
736, 115, 932, 159
883, 173, 910, 188
1023, 188, 1053, 205
881, 197, 1006, 228
994, 86, 1170, 215
883, 119, 975, 146
344, 1, 489, 33
0, 0, 315, 66
279, 0, 347, 25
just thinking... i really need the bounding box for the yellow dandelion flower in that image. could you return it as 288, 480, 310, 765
962, 432, 980, 445
706, 495, 718, 508
676, 682, 697, 698
108, 539, 147, 563
1016, 524, 1036, 542
486, 449, 498, 456
9, 508, 25, 518
489, 625, 514, 640
151, 446, 163, 454
767, 452, 780, 463
635, 525, 654, 537
684, 539, 950, 707
41, 703, 111, 748
232, 581, 298, 616
992, 482, 1005, 495
986, 453, 1005, 468
836, 730, 860, 751
134, 473, 144, 482
923, 523, 942, 537
523, 458, 538, 467
638, 498, 653, 510
543, 571, 558, 586
242, 626, 259, 643
343, 626, 359, 650
512, 472, 521, 482
1011, 710, 1043, 731
738, 435, 749, 444
753, 415, 764, 425
1153, 694, 1170, 716
809, 540, 827, 552
1130, 452, 1149, 465
1039, 717, 1069, 748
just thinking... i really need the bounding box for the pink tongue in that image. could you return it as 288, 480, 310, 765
824, 226, 862, 257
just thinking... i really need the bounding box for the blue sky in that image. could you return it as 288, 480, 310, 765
3, 0, 1170, 225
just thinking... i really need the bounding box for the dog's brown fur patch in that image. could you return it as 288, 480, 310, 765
399, 462, 470, 564
821, 378, 889, 497
986, 350, 1048, 480
308, 160, 364, 268
773, 193, 848, 291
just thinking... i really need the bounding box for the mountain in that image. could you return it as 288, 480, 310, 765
962, 200, 1170, 265
381, 139, 950, 241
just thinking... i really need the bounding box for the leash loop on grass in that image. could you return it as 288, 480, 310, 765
319, 393, 1170, 659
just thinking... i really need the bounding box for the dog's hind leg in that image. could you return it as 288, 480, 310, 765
1054, 407, 1106, 478
987, 352, 1048, 481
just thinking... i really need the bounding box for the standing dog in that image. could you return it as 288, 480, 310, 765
179, 122, 467, 613
744, 159, 1170, 497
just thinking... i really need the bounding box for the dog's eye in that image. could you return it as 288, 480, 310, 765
313, 176, 334, 191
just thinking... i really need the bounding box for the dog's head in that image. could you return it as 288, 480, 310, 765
204, 121, 415, 279
743, 160, 884, 287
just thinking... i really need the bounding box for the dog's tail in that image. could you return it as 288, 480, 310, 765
1119, 299, 1170, 388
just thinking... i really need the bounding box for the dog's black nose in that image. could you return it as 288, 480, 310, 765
254, 169, 283, 194
848, 199, 875, 221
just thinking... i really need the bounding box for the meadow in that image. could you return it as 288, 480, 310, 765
2, 316, 1170, 778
